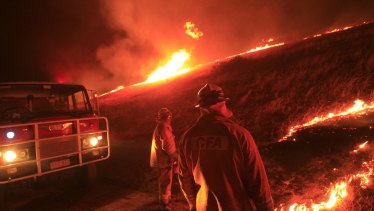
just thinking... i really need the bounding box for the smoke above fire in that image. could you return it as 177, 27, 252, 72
95, 0, 374, 88
2, 0, 374, 90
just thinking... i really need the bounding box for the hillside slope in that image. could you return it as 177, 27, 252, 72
100, 22, 374, 145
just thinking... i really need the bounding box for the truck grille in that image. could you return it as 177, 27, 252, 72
39, 136, 78, 159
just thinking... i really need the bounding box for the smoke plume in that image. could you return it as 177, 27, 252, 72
1, 0, 373, 91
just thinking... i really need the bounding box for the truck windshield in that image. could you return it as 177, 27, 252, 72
0, 84, 93, 123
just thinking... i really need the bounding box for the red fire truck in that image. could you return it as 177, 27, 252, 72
0, 82, 110, 198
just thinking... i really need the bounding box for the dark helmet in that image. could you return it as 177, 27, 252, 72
195, 83, 229, 108
157, 108, 172, 121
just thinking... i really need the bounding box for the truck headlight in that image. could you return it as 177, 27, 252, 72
82, 136, 101, 149
4, 150, 17, 162
89, 137, 98, 147
6, 131, 15, 139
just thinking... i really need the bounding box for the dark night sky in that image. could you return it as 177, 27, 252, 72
1, 0, 373, 91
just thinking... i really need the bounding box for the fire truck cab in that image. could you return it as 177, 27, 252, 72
0, 82, 110, 187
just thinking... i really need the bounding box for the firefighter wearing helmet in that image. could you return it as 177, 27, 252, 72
150, 108, 178, 210
178, 84, 274, 211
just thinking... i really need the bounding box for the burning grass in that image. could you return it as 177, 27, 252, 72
269, 146, 373, 211
266, 114, 374, 210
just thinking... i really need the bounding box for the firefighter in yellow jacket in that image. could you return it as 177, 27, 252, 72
178, 84, 274, 211
150, 108, 178, 210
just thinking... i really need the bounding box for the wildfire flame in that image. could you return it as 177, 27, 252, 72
303, 23, 368, 40
215, 42, 285, 62
281, 100, 374, 141
246, 43, 285, 53
184, 21, 204, 40
98, 41, 285, 97
142, 49, 191, 84
277, 159, 374, 211
98, 85, 125, 97
277, 99, 374, 210
326, 26, 353, 34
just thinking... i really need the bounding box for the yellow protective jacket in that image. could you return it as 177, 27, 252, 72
178, 114, 274, 211
150, 121, 177, 168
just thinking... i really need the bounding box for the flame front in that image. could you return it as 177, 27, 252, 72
304, 24, 356, 40
288, 182, 348, 211
215, 42, 285, 62
97, 49, 191, 96
98, 85, 124, 97
184, 21, 204, 40
281, 100, 374, 141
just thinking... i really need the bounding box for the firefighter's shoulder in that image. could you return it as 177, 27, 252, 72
221, 119, 254, 140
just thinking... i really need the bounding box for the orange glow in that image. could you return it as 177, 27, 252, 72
184, 21, 204, 40
281, 100, 374, 141
141, 49, 191, 84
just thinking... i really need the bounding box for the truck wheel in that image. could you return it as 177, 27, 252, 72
76, 163, 97, 187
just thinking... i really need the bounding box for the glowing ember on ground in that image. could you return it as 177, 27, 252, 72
184, 21, 204, 40
352, 141, 369, 153
281, 100, 374, 141
140, 49, 191, 84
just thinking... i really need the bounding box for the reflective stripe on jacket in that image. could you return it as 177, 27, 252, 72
178, 114, 274, 211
